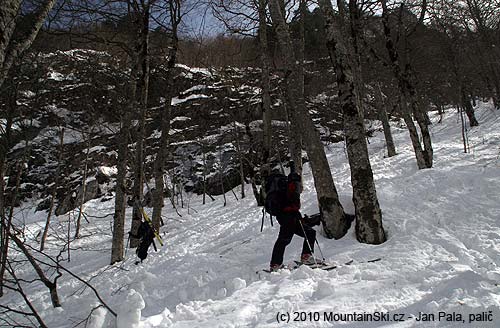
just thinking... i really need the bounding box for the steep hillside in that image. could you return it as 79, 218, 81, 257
2, 101, 499, 327
1, 50, 348, 216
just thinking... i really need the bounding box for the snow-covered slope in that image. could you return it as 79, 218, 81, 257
5, 101, 500, 327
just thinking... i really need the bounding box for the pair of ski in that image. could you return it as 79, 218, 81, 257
133, 200, 164, 247
259, 258, 382, 274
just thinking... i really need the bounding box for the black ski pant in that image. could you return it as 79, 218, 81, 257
270, 211, 316, 265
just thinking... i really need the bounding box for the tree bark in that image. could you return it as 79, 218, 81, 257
375, 83, 396, 157
152, 37, 176, 231
0, 1, 22, 65
0, 0, 57, 88
10, 233, 61, 307
130, 2, 151, 248
40, 128, 64, 251
269, 0, 350, 239
201, 140, 207, 205
233, 122, 246, 199
380, 0, 432, 169
0, 106, 11, 296
459, 106, 468, 153
319, 0, 386, 244
74, 133, 92, 239
258, 0, 272, 167
110, 104, 132, 264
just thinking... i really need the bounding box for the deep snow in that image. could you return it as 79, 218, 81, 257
3, 101, 500, 328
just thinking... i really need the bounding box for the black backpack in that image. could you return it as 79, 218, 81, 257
136, 221, 156, 262
264, 173, 289, 216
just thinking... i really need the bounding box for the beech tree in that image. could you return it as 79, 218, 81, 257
211, 0, 274, 206
152, 0, 182, 231
128, 0, 153, 249
318, 0, 386, 244
268, 0, 352, 239
110, 0, 155, 262
0, 0, 57, 89
379, 0, 433, 169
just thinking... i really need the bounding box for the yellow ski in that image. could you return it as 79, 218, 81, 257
139, 207, 164, 247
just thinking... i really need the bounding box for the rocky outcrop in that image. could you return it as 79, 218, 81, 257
55, 180, 100, 215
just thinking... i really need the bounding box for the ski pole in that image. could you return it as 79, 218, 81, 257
314, 237, 325, 261
299, 219, 318, 266
261, 209, 265, 232
125, 233, 130, 256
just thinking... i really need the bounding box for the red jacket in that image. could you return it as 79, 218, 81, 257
283, 181, 301, 213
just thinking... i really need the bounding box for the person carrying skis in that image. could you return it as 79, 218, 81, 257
268, 163, 320, 272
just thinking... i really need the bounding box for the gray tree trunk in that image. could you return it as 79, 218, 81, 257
130, 3, 151, 248
40, 128, 65, 251
0, 111, 11, 296
258, 0, 272, 166
319, 0, 386, 244
233, 122, 246, 199
201, 140, 207, 205
375, 84, 397, 157
74, 133, 92, 239
152, 36, 177, 231
0, 0, 57, 88
110, 102, 133, 264
0, 160, 5, 296
269, 0, 350, 239
380, 0, 432, 169
459, 105, 468, 153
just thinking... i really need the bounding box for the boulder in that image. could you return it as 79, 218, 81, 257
55, 179, 100, 215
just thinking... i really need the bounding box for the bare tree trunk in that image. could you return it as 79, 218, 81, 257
10, 233, 61, 307
4, 260, 48, 327
406, 68, 433, 167
201, 141, 207, 205
152, 24, 177, 231
380, 0, 432, 169
217, 147, 227, 207
232, 122, 246, 199
0, 162, 23, 297
459, 106, 468, 153
110, 103, 132, 265
130, 2, 151, 248
178, 182, 184, 208
0, 159, 5, 297
375, 83, 396, 157
400, 94, 427, 168
0, 109, 11, 296
269, 0, 350, 239
437, 103, 444, 123
74, 133, 92, 239
3, 152, 61, 308
319, 0, 386, 244
0, 1, 23, 67
0, 0, 57, 88
40, 128, 64, 251
258, 0, 272, 166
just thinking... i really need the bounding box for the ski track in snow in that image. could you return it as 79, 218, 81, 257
5, 102, 500, 328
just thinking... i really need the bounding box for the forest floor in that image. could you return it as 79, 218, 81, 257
6, 101, 500, 327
